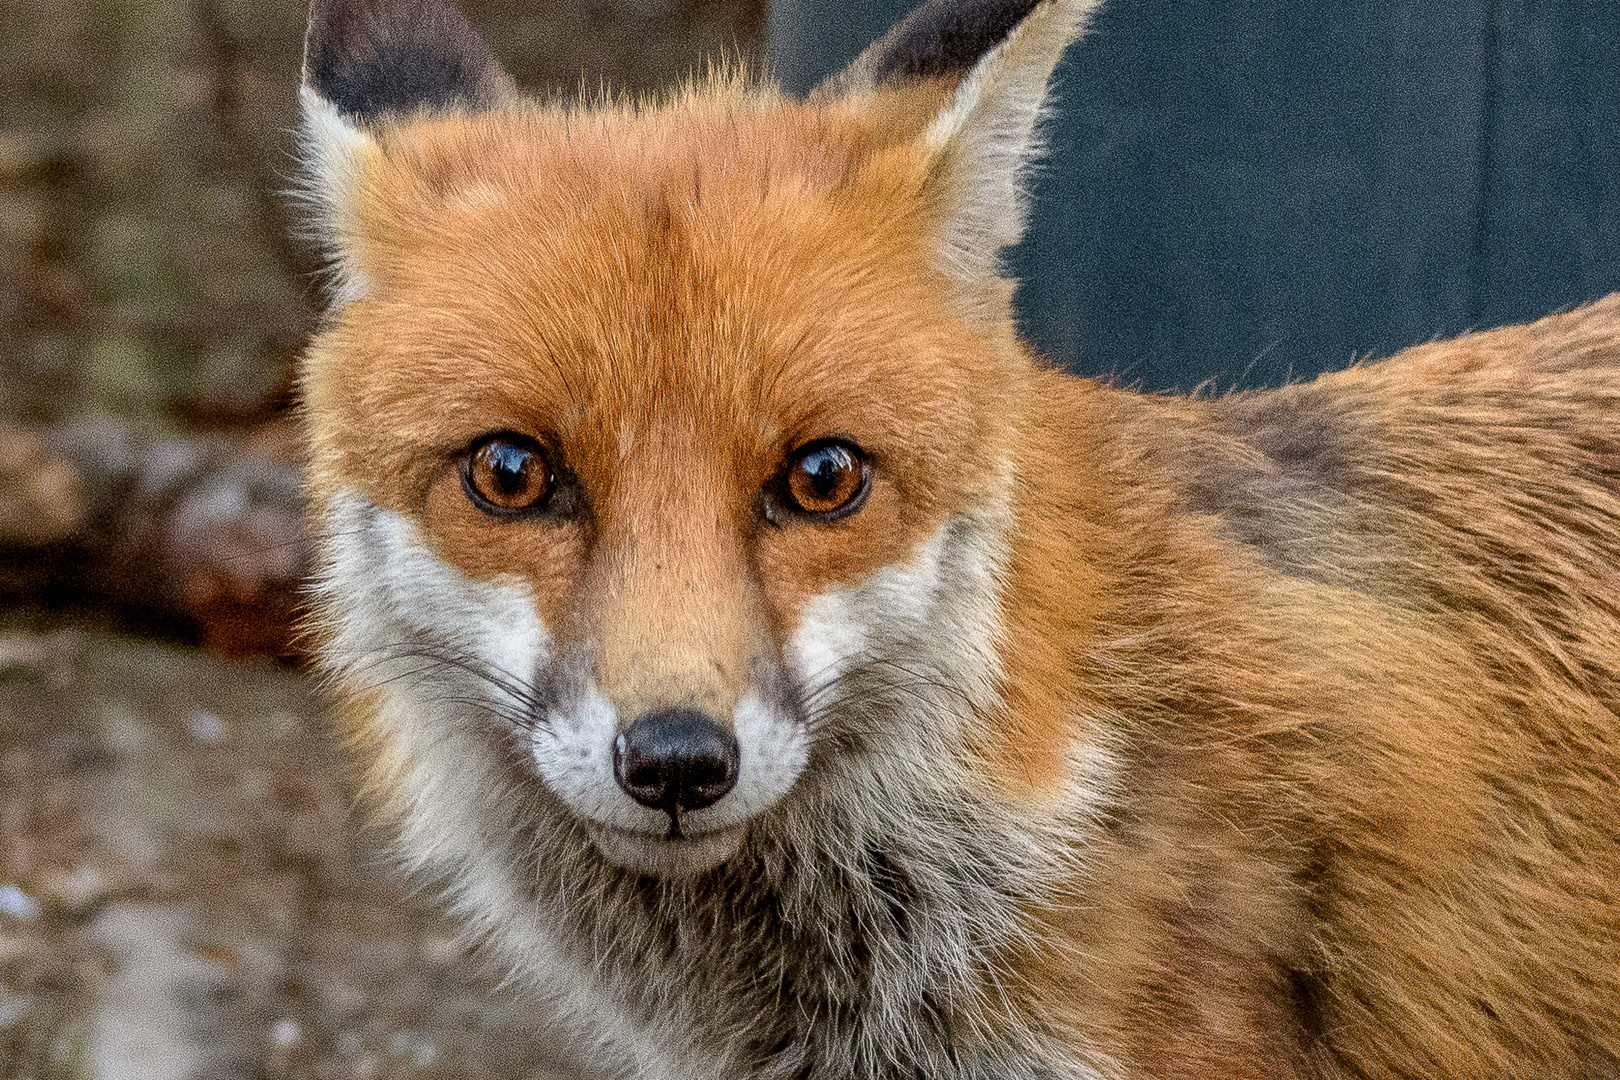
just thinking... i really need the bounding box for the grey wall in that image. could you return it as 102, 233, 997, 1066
768, 1, 1620, 391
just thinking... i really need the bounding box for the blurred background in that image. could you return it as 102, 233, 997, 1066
0, 0, 1615, 1076
773, 0, 1620, 390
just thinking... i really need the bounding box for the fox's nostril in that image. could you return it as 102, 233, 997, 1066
612, 709, 739, 815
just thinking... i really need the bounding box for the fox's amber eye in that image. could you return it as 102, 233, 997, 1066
462, 435, 555, 515
783, 440, 869, 519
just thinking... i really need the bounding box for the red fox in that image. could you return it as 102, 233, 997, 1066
294, 0, 1620, 1075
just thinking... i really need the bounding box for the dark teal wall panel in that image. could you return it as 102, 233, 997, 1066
1012, 0, 1495, 388
767, 1, 1620, 390
1477, 4, 1620, 331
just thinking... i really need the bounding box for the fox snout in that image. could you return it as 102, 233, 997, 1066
517, 442, 812, 864
532, 645, 807, 875
523, 492, 810, 872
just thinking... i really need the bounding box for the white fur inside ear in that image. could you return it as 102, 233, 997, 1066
923, 0, 1104, 288
297, 87, 377, 306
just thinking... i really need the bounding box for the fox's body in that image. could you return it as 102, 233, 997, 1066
294, 1, 1620, 1076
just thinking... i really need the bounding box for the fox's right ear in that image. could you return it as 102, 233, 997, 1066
298, 0, 516, 304
820, 0, 1099, 321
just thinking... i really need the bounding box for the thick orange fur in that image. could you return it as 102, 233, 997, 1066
988, 302, 1620, 1076
296, 2, 1620, 1075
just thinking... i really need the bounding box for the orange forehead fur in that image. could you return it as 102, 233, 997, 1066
302, 77, 1028, 676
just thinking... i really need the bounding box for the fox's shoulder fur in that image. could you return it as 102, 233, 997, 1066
293, 0, 1620, 1076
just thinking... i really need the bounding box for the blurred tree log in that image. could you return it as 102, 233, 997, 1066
0, 419, 307, 656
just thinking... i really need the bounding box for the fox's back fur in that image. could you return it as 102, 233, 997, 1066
293, 0, 1620, 1076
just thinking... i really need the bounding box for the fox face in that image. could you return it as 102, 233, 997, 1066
306, 171, 1016, 874
299, 1, 1084, 882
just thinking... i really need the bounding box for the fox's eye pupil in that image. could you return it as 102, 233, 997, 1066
784, 441, 867, 518
465, 436, 555, 514
805, 449, 845, 497
488, 444, 530, 494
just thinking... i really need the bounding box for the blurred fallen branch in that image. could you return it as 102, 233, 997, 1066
0, 418, 309, 657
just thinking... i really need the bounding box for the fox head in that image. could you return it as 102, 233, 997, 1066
298, 0, 1101, 880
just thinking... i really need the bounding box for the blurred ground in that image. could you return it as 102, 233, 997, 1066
0, 627, 588, 1080
0, 1, 766, 1076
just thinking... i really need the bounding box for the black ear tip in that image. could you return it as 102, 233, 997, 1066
822, 0, 1046, 96
887, 0, 1044, 80
303, 0, 514, 124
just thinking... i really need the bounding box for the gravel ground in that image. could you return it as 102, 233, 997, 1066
0, 627, 588, 1080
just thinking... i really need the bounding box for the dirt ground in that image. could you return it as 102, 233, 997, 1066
0, 626, 589, 1080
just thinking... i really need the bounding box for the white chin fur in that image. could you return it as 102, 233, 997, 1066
585, 821, 749, 877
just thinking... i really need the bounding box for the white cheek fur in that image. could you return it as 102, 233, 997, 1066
316, 490, 550, 715
532, 681, 644, 828
785, 588, 869, 701
785, 522, 1004, 721
728, 692, 810, 820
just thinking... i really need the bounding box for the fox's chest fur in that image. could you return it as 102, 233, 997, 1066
293, 0, 1620, 1076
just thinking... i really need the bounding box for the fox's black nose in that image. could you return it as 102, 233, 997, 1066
613, 709, 739, 815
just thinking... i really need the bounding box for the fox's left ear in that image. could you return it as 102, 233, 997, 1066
298, 0, 517, 303
823, 0, 1102, 294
